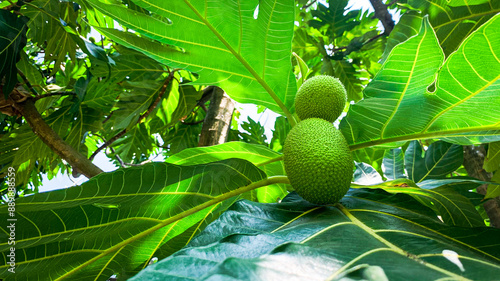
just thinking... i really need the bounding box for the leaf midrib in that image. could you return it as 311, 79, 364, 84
433, 8, 500, 29
349, 207, 500, 263
349, 124, 500, 151
54, 176, 289, 280
181, 0, 295, 125
333, 204, 471, 280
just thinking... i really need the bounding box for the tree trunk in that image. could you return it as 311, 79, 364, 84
198, 87, 235, 147
463, 145, 500, 228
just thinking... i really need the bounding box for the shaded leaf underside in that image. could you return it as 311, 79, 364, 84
131, 191, 500, 281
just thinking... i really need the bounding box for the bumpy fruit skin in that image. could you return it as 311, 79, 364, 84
295, 75, 347, 122
284, 118, 353, 205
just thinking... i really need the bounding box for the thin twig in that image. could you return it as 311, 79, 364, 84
303, 0, 317, 9
181, 120, 204, 125
107, 146, 125, 168
17, 69, 38, 96
108, 145, 155, 167
102, 111, 114, 124
364, 33, 385, 45
32, 91, 77, 101
89, 69, 182, 161
386, 0, 398, 7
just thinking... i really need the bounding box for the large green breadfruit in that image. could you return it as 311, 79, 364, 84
295, 75, 347, 122
283, 118, 353, 205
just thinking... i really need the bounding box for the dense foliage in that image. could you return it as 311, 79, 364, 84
1, 0, 500, 280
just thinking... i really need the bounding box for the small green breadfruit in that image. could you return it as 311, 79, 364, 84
283, 118, 353, 205
295, 75, 347, 122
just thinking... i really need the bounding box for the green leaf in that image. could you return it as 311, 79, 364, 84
405, 141, 463, 183
84, 50, 166, 113
309, 1, 361, 38
107, 80, 163, 131
85, 0, 297, 119
407, 0, 500, 56
356, 177, 485, 227
112, 123, 155, 162
382, 148, 406, 180
353, 162, 383, 185
352, 147, 386, 175
16, 53, 46, 95
381, 11, 423, 62
239, 117, 268, 145
341, 14, 500, 150
151, 79, 202, 131
323, 59, 368, 102
162, 122, 202, 156
270, 116, 292, 153
419, 178, 487, 206
22, 0, 79, 72
0, 10, 28, 98
166, 142, 287, 203
0, 105, 74, 185
0, 159, 269, 280
486, 171, 500, 199
130, 191, 500, 280
292, 52, 310, 86
484, 141, 500, 173
65, 105, 103, 156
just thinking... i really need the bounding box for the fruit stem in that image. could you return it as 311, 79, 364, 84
256, 155, 284, 167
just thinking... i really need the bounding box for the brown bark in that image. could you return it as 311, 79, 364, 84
369, 0, 395, 35
463, 145, 500, 228
10, 90, 103, 178
198, 87, 235, 147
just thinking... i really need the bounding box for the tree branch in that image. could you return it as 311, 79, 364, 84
302, 0, 317, 10
369, 0, 395, 35
10, 90, 103, 178
32, 91, 77, 101
17, 69, 38, 96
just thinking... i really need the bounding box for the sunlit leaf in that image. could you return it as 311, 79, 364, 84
0, 159, 267, 280
406, 0, 500, 56
84, 0, 296, 117
341, 15, 500, 151
166, 142, 287, 203
22, 0, 79, 72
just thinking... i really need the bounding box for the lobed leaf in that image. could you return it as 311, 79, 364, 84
0, 159, 267, 280
131, 191, 500, 280
83, 0, 297, 117
0, 10, 27, 98
22, 0, 79, 73
342, 14, 500, 150
406, 0, 500, 56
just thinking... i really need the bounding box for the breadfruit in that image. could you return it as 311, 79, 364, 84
295, 75, 347, 122
283, 118, 353, 205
